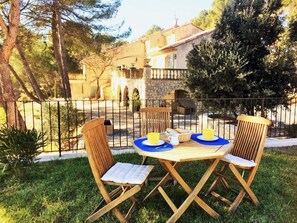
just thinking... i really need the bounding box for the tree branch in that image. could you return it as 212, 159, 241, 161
0, 14, 8, 36
8, 64, 40, 103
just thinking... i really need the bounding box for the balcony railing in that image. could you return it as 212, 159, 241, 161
151, 68, 188, 80
0, 97, 296, 156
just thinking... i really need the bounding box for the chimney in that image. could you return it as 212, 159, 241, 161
174, 15, 179, 28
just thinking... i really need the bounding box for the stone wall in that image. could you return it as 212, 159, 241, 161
143, 66, 187, 100
145, 79, 184, 99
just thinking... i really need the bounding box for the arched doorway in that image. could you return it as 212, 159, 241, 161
175, 90, 195, 114
117, 85, 122, 103
123, 86, 129, 107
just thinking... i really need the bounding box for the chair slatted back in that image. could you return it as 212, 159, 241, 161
81, 118, 115, 185
140, 107, 171, 136
231, 115, 271, 163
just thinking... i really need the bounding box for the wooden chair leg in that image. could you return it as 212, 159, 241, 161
141, 156, 148, 165
86, 185, 141, 223
228, 164, 259, 210
205, 164, 228, 196
125, 195, 140, 219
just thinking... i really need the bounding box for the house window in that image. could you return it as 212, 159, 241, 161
167, 54, 175, 68
145, 40, 150, 53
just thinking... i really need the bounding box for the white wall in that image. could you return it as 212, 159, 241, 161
175, 33, 213, 69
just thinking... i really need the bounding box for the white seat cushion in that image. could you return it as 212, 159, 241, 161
222, 154, 257, 167
101, 162, 154, 185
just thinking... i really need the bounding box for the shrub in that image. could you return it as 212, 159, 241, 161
132, 92, 141, 112
285, 124, 297, 138
42, 101, 85, 149
0, 126, 46, 177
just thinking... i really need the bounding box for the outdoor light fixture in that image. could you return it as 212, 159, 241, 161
104, 120, 112, 126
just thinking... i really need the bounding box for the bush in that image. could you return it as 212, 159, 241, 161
285, 124, 297, 138
0, 126, 46, 177
42, 101, 85, 149
132, 92, 141, 112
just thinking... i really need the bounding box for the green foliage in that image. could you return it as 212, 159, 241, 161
0, 126, 46, 177
192, 10, 215, 30
285, 124, 297, 138
186, 0, 297, 114
132, 91, 141, 112
42, 102, 85, 148
186, 39, 250, 99
192, 0, 231, 30
142, 25, 163, 37
214, 0, 296, 99
10, 27, 58, 98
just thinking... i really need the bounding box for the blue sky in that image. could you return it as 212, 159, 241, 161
106, 0, 213, 41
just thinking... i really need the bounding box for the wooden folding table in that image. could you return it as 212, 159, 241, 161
133, 138, 233, 222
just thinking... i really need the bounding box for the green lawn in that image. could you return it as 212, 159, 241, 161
0, 147, 296, 223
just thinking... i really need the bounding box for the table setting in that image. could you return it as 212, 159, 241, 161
133, 127, 229, 152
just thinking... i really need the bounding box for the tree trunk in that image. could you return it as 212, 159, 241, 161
15, 42, 45, 101
51, 0, 72, 99
0, 0, 26, 129
0, 60, 26, 129
95, 79, 100, 99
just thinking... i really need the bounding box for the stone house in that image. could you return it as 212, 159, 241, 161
69, 23, 214, 103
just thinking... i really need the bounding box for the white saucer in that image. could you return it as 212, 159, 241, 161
197, 135, 219, 142
142, 140, 165, 146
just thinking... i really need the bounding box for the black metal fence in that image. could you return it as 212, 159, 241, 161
0, 97, 296, 155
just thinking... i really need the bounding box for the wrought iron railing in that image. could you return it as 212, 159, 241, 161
0, 97, 296, 156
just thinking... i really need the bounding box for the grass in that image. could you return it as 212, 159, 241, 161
0, 147, 297, 223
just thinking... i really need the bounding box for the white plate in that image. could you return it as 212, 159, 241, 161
142, 139, 165, 146
197, 135, 219, 142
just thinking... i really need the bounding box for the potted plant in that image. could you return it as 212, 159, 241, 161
132, 92, 141, 118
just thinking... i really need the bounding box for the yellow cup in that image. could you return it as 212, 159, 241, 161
202, 129, 215, 140
147, 132, 160, 144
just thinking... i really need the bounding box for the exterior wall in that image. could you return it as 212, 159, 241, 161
113, 41, 145, 68
175, 32, 213, 68
69, 81, 85, 99
143, 66, 186, 100
145, 79, 184, 99
111, 70, 146, 101
170, 24, 203, 41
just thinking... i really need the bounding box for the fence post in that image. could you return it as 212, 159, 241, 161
261, 98, 265, 117
171, 103, 174, 128
57, 101, 62, 157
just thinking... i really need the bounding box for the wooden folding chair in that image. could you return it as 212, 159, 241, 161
205, 115, 271, 212
139, 107, 171, 165
81, 118, 154, 223
140, 107, 171, 137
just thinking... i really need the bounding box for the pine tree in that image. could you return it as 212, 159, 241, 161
186, 0, 296, 114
